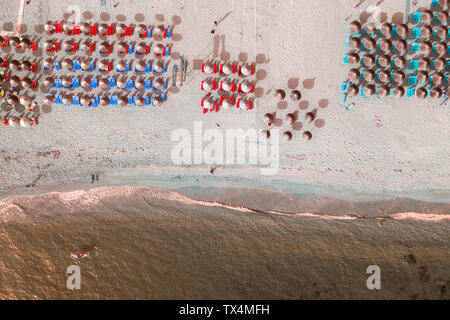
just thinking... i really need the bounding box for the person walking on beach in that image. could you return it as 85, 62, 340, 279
91, 174, 95, 184
95, 174, 99, 182
209, 166, 218, 175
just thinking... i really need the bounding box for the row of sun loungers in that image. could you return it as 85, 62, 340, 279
0, 117, 37, 127
46, 77, 166, 91
50, 93, 166, 107
44, 60, 168, 74
201, 80, 255, 94
201, 63, 256, 77
201, 95, 254, 114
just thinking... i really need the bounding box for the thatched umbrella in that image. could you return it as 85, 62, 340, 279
378, 55, 391, 68
415, 87, 427, 99
420, 41, 432, 53
434, 57, 447, 71
136, 42, 147, 54
222, 99, 233, 109
9, 36, 20, 47
154, 25, 165, 37
418, 57, 431, 70
10, 75, 21, 87
362, 54, 375, 67
435, 42, 447, 56
62, 76, 72, 88
349, 20, 362, 33
363, 84, 376, 96
275, 89, 286, 100
21, 77, 33, 89
363, 69, 376, 81
379, 39, 392, 52
286, 113, 296, 125
135, 96, 145, 106
348, 68, 360, 81
81, 77, 91, 88
348, 37, 361, 50
44, 95, 55, 104
433, 72, 445, 85
241, 65, 253, 76
393, 56, 406, 68
283, 131, 293, 141
347, 84, 359, 96
380, 23, 393, 36
119, 96, 129, 106
117, 60, 127, 72
62, 58, 73, 69
136, 60, 146, 72
363, 37, 376, 50
393, 86, 405, 98
417, 71, 429, 83
63, 95, 73, 105
9, 59, 20, 70
377, 85, 390, 97
81, 58, 91, 70
302, 131, 312, 141
378, 70, 390, 83
117, 78, 127, 89
348, 53, 360, 64
240, 81, 253, 93
396, 24, 409, 37
153, 96, 163, 106
153, 60, 164, 73
421, 10, 434, 23
430, 87, 443, 99
9, 116, 20, 127
137, 24, 147, 36
20, 117, 32, 128
436, 25, 448, 39
290, 90, 302, 101
154, 78, 165, 90
99, 23, 108, 34
221, 63, 233, 75
80, 95, 91, 106
45, 21, 55, 33
118, 42, 127, 53
7, 95, 19, 106
421, 25, 432, 38
305, 112, 316, 123
393, 70, 406, 84
394, 39, 407, 52
100, 41, 110, 53
81, 22, 90, 34
260, 130, 270, 139
100, 96, 110, 106
21, 60, 32, 70
135, 78, 145, 90
364, 24, 376, 35
117, 23, 128, 34
153, 43, 165, 55
19, 95, 31, 106
100, 78, 109, 89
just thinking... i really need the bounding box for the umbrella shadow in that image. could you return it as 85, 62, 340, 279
303, 78, 315, 89
314, 118, 325, 128
299, 100, 309, 110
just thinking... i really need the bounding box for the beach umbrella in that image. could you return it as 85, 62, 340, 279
153, 96, 163, 106
305, 112, 315, 123
274, 89, 286, 100
154, 25, 165, 37
349, 21, 362, 33
119, 96, 128, 106
117, 78, 127, 89
415, 87, 427, 99
436, 25, 448, 39
100, 78, 109, 89
239, 100, 249, 110
393, 56, 406, 68
363, 37, 376, 50
363, 84, 375, 96
380, 23, 393, 36
80, 40, 91, 52
44, 58, 54, 69
45, 21, 55, 33
348, 68, 360, 81
264, 113, 273, 124
153, 43, 165, 55
64, 40, 75, 51
420, 41, 432, 53
260, 130, 270, 139
99, 60, 109, 70
418, 57, 431, 70
363, 69, 375, 81
434, 57, 447, 71
20, 117, 32, 128
240, 81, 253, 93
393, 70, 405, 84
10, 75, 20, 87
19, 95, 31, 106
21, 60, 32, 70
348, 37, 361, 50
378, 55, 391, 68
81, 22, 90, 33
20, 38, 31, 49
117, 23, 127, 34
430, 87, 443, 99
290, 90, 302, 101
422, 10, 434, 23
100, 41, 110, 53
9, 36, 20, 47
438, 11, 449, 22
220, 79, 233, 91
117, 60, 127, 72
379, 39, 392, 52
377, 85, 390, 97
222, 99, 233, 109
81, 77, 91, 88
154, 78, 165, 90
136, 60, 146, 72
63, 95, 73, 105
136, 42, 147, 53
9, 59, 20, 70
421, 25, 432, 38
44, 39, 55, 50
7, 95, 19, 106
135, 96, 145, 106
62, 76, 72, 87
362, 54, 375, 67
80, 95, 91, 106
393, 86, 405, 98
100, 96, 110, 106
433, 72, 445, 85
63, 21, 73, 33
364, 24, 376, 35
9, 116, 20, 127
435, 42, 447, 56
44, 95, 55, 104
135, 78, 145, 89
118, 42, 128, 53
394, 39, 407, 52
81, 58, 91, 70
302, 131, 312, 141
241, 64, 253, 76
348, 53, 360, 64
378, 70, 390, 83
286, 113, 296, 125
153, 60, 164, 73
347, 84, 359, 96
439, 0, 448, 6
282, 131, 293, 141
396, 24, 409, 37
99, 23, 108, 34
137, 24, 147, 36
62, 58, 73, 69
221, 63, 233, 75
417, 71, 429, 83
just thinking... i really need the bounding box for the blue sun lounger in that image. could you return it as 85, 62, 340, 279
407, 87, 415, 97
55, 61, 60, 71
72, 78, 79, 88
73, 60, 81, 71
108, 78, 115, 88
147, 27, 152, 38
73, 96, 80, 105
412, 12, 422, 23
128, 44, 133, 54
55, 94, 63, 104
144, 62, 151, 73
144, 79, 151, 90
55, 79, 63, 89
145, 96, 150, 105
432, 0, 439, 6
109, 95, 118, 105
166, 26, 172, 38
407, 75, 418, 85
126, 79, 133, 90
411, 27, 421, 38
411, 43, 420, 53
409, 60, 419, 69
343, 54, 349, 64
128, 96, 133, 105
90, 78, 98, 89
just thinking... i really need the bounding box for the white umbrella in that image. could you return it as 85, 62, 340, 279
9, 116, 20, 127
283, 131, 293, 141
222, 80, 233, 91
222, 99, 233, 109
203, 98, 214, 109
19, 95, 31, 106
203, 80, 213, 90
20, 117, 32, 128
241, 64, 252, 76
240, 81, 252, 93
222, 64, 232, 75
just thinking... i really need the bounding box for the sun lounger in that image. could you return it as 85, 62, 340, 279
144, 62, 151, 73
407, 75, 418, 85
55, 94, 63, 104
128, 44, 133, 54
55, 61, 60, 71
409, 59, 419, 69
343, 54, 349, 64
128, 96, 133, 104
144, 79, 151, 90
55, 79, 62, 89
407, 87, 415, 98
412, 12, 422, 23
126, 79, 134, 90
108, 78, 115, 88
411, 43, 420, 53
110, 95, 118, 105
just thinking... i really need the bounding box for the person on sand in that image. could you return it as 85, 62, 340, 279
96, 174, 99, 182
91, 174, 95, 184
209, 166, 218, 175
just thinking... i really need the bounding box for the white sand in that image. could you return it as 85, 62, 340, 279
0, 0, 449, 197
